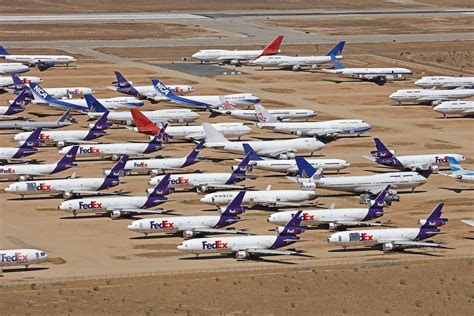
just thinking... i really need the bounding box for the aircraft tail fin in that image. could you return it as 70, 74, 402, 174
149, 173, 171, 196
447, 156, 464, 173
334, 62, 345, 70
420, 203, 448, 228
255, 104, 278, 123
20, 127, 42, 148
54, 145, 78, 172
112, 71, 131, 87
295, 156, 317, 178
372, 138, 393, 158
279, 210, 305, 236
369, 185, 390, 211
260, 35, 284, 57
10, 73, 26, 89
326, 41, 345, 56
202, 123, 229, 144
243, 143, 263, 161
222, 191, 246, 216
232, 152, 252, 176
0, 45, 10, 56
90, 112, 110, 132
57, 109, 73, 124
183, 140, 205, 167
130, 109, 158, 134
85, 94, 109, 113
107, 155, 129, 178
28, 83, 87, 112
151, 79, 177, 99
6, 89, 28, 114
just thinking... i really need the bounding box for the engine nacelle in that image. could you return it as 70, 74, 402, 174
183, 230, 195, 239
286, 152, 296, 159
311, 64, 319, 70
196, 185, 208, 193
292, 65, 301, 72
231, 165, 253, 172
299, 181, 316, 191
328, 222, 338, 230
385, 75, 395, 81
235, 250, 248, 259
150, 169, 161, 176
133, 127, 140, 133
56, 141, 65, 149
431, 165, 440, 173
431, 100, 442, 106
111, 154, 120, 161
110, 210, 122, 219
229, 59, 240, 66
62, 191, 72, 199
278, 154, 288, 160
382, 242, 394, 251
19, 175, 28, 181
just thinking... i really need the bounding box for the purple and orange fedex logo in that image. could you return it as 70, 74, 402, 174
202, 240, 228, 250
349, 232, 374, 241
27, 182, 52, 191
0, 168, 15, 174
435, 156, 449, 164
1, 252, 28, 263
302, 213, 315, 221
170, 177, 190, 185
78, 201, 103, 209
150, 220, 174, 230
79, 147, 101, 154
133, 162, 148, 168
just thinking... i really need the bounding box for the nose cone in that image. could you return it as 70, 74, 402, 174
389, 92, 400, 100
4, 185, 13, 192
432, 104, 443, 112
191, 52, 202, 60
127, 222, 137, 231
414, 79, 423, 86
200, 195, 211, 204
344, 161, 351, 167
58, 202, 67, 210
267, 215, 275, 223
177, 242, 187, 251
327, 234, 336, 243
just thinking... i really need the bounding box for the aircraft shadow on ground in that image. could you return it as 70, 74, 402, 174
130, 233, 181, 240
1, 267, 49, 273
439, 187, 474, 193
180, 254, 299, 265
329, 248, 443, 257
9, 195, 62, 201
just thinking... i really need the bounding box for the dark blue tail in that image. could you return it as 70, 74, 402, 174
19, 127, 42, 148
279, 210, 305, 236
421, 203, 448, 228
372, 138, 393, 158
107, 155, 129, 179
85, 94, 109, 113
242, 143, 263, 161
326, 41, 345, 56
221, 191, 246, 216
149, 173, 171, 196
295, 156, 317, 178
53, 145, 78, 173
113, 71, 140, 96
182, 140, 205, 167
5, 89, 28, 115
91, 112, 110, 130
0, 45, 10, 55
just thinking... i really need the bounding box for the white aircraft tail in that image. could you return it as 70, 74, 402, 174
255, 104, 278, 123
202, 123, 229, 144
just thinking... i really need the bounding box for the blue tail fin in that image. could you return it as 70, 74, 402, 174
242, 143, 263, 161
85, 94, 109, 113
326, 41, 345, 56
28, 83, 88, 112
107, 155, 129, 178
113, 71, 131, 87
373, 138, 393, 158
91, 112, 110, 130
279, 210, 304, 236
151, 79, 210, 108
295, 156, 317, 178
370, 185, 390, 210
447, 156, 463, 172
183, 140, 205, 167
334, 62, 345, 70
57, 109, 71, 123
149, 173, 171, 196
221, 191, 246, 216
10, 73, 26, 88
232, 152, 252, 175
421, 203, 448, 228
0, 45, 10, 56
5, 90, 28, 115
20, 127, 42, 148
54, 145, 78, 172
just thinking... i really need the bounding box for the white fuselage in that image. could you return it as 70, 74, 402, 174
251, 158, 350, 173
37, 96, 144, 109
59, 143, 157, 157
30, 87, 94, 99
328, 68, 412, 80
252, 54, 341, 69
0, 76, 42, 87
433, 101, 474, 117
0, 249, 48, 269
2, 55, 76, 65
148, 173, 234, 189
177, 235, 281, 254
258, 119, 372, 137
58, 196, 157, 214
0, 162, 59, 178
14, 130, 94, 145
0, 63, 30, 74
395, 154, 465, 169
389, 88, 474, 103
4, 177, 111, 195
328, 228, 421, 246
157, 123, 251, 140
415, 76, 474, 88
168, 93, 261, 108
111, 84, 194, 101
0, 147, 26, 160
205, 138, 325, 157
192, 49, 264, 62
268, 208, 373, 226
200, 190, 317, 206
87, 109, 200, 126
223, 108, 317, 121
128, 216, 222, 235
123, 157, 187, 173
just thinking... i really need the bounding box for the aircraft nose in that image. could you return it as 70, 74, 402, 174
389, 93, 398, 100
127, 223, 135, 230
345, 161, 351, 167
4, 185, 12, 192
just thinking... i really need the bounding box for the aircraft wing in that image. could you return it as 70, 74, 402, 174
245, 248, 302, 256
305, 129, 341, 137
380, 240, 442, 248
356, 185, 386, 195
259, 149, 296, 158
406, 162, 432, 171
462, 220, 474, 227
111, 208, 170, 214
216, 56, 246, 61
334, 220, 387, 227
69, 189, 122, 196
188, 228, 249, 235
57, 139, 99, 145
273, 201, 305, 207
184, 134, 205, 141
204, 184, 248, 190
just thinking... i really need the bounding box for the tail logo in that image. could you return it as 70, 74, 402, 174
32, 85, 48, 98
154, 82, 170, 96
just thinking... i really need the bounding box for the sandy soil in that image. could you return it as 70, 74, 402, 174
258, 16, 474, 35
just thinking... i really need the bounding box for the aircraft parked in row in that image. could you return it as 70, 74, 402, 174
191, 35, 284, 65
14, 112, 109, 147
58, 125, 167, 160
0, 109, 73, 131
131, 108, 251, 140
327, 203, 447, 252
243, 144, 350, 174
366, 138, 465, 171
177, 210, 307, 260
0, 146, 78, 180
0, 45, 76, 71
0, 128, 42, 163
322, 63, 413, 86
58, 174, 172, 218
255, 104, 372, 138
251, 41, 345, 71
0, 75, 42, 90
200, 185, 317, 208
5, 155, 128, 199
389, 87, 474, 105
415, 76, 474, 89
0, 90, 28, 118
0, 248, 48, 272
152, 79, 260, 109
119, 140, 204, 175
110, 71, 193, 102
0, 63, 30, 74
203, 123, 325, 159
433, 100, 474, 118
148, 153, 252, 192
210, 101, 317, 121
128, 191, 248, 238
440, 157, 474, 183
268, 186, 390, 231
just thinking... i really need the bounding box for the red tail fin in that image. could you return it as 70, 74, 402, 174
130, 109, 159, 135
260, 35, 284, 57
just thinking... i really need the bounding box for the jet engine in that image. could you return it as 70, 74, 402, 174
150, 169, 161, 176
431, 165, 440, 173
183, 230, 195, 239
311, 64, 319, 70
62, 191, 73, 199
328, 223, 338, 231
292, 65, 302, 72
110, 210, 122, 219
56, 141, 65, 148
300, 182, 316, 191
235, 250, 248, 259
196, 185, 208, 193
38, 61, 55, 71
111, 154, 120, 161
431, 100, 442, 106
229, 59, 240, 66
382, 242, 394, 251
19, 175, 29, 181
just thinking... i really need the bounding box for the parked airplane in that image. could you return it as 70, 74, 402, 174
131, 108, 251, 140
203, 123, 325, 159
177, 210, 307, 260
0, 75, 42, 89
268, 186, 390, 230
415, 76, 474, 89
0, 248, 48, 272
191, 35, 284, 65
13, 112, 109, 147
200, 185, 317, 207
58, 174, 172, 218
0, 63, 30, 74
251, 41, 345, 71
462, 220, 474, 227
0, 90, 28, 118
148, 153, 252, 192
0, 45, 76, 71
0, 145, 78, 180
210, 101, 317, 121
322, 63, 413, 86
5, 155, 128, 198
255, 104, 372, 138
128, 191, 248, 238
327, 203, 447, 252
242, 144, 349, 174
58, 124, 167, 160
366, 138, 465, 171
120, 140, 204, 175
0, 128, 42, 163
0, 109, 73, 131
293, 156, 427, 203
439, 156, 474, 183
389, 87, 474, 105
433, 100, 474, 118
11, 76, 93, 99
152, 79, 260, 109
110, 71, 193, 102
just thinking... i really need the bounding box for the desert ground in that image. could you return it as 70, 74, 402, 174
0, 2, 473, 315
